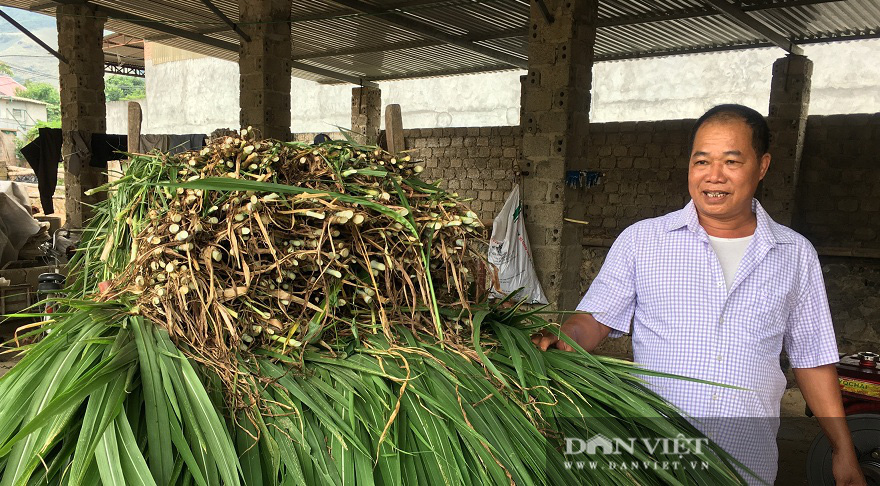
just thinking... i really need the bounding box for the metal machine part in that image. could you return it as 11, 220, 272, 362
806, 351, 880, 485
37, 272, 65, 316
806, 414, 880, 485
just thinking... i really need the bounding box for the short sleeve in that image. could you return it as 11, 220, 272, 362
576, 226, 637, 338
784, 249, 839, 368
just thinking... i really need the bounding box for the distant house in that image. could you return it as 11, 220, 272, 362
0, 93, 48, 137
0, 76, 25, 97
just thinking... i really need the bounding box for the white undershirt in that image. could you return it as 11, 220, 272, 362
707, 235, 754, 290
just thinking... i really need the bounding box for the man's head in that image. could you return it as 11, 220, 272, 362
687, 104, 771, 230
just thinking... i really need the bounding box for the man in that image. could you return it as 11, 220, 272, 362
532, 104, 866, 485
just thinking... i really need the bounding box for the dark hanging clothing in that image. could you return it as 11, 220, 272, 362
19, 127, 62, 214
168, 134, 207, 155
89, 134, 128, 168
140, 134, 170, 153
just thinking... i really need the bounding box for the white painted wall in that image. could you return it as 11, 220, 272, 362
590, 39, 880, 121
144, 57, 239, 135
111, 39, 880, 136
0, 96, 47, 134
381, 71, 524, 129
106, 99, 147, 135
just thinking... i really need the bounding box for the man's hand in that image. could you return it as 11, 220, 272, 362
832, 449, 867, 486
531, 313, 612, 353
793, 365, 867, 486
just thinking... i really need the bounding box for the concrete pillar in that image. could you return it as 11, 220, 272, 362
351, 87, 381, 145
57, 3, 106, 227
762, 54, 812, 226
238, 0, 291, 140
520, 0, 597, 310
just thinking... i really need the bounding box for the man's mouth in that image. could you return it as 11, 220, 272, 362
703, 191, 729, 199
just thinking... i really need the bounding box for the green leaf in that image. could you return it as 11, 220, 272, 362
94, 420, 125, 485
131, 316, 174, 484
115, 409, 158, 486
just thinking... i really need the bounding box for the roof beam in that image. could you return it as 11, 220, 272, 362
150, 26, 229, 42
598, 7, 716, 27
289, 63, 378, 87
295, 39, 440, 60
595, 41, 777, 62
0, 8, 67, 63
598, 0, 849, 28
198, 0, 250, 42
292, 27, 526, 60
363, 63, 516, 82
702, 0, 804, 54
322, 0, 528, 69
292, 0, 475, 23
45, 0, 376, 86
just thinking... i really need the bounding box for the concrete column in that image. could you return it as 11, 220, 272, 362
351, 87, 381, 145
239, 0, 291, 140
520, 0, 597, 310
57, 3, 107, 227
762, 54, 812, 226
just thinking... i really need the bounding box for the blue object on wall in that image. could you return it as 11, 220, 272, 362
565, 170, 603, 189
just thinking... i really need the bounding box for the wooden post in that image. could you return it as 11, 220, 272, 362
127, 101, 142, 154
385, 104, 405, 154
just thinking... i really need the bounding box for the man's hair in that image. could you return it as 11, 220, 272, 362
689, 104, 770, 157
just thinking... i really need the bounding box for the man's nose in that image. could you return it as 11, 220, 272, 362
707, 162, 725, 182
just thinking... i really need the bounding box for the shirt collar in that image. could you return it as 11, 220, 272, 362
666, 198, 796, 246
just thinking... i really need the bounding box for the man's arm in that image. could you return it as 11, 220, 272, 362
531, 312, 612, 352
793, 365, 866, 486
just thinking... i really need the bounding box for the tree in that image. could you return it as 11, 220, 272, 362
105, 75, 145, 101
0, 62, 12, 76
14, 80, 60, 123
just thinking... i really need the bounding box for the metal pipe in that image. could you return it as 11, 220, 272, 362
0, 9, 68, 63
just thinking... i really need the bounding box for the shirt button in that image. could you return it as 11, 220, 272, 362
712, 394, 719, 400
716, 355, 723, 361
717, 281, 723, 287
719, 317, 724, 324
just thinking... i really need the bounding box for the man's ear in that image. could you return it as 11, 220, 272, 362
759, 153, 771, 180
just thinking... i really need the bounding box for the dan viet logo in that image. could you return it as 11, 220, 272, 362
562, 433, 712, 472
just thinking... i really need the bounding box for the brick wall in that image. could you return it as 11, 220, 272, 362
402, 127, 521, 220
583, 120, 692, 243
795, 113, 880, 252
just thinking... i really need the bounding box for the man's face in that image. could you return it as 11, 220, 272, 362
687, 119, 770, 223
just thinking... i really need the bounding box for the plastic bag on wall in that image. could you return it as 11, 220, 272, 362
487, 184, 548, 304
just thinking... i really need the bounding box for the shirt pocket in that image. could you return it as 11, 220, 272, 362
736, 289, 790, 342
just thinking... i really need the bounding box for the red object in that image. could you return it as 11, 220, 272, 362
0, 76, 25, 96
98, 281, 111, 294
837, 352, 880, 415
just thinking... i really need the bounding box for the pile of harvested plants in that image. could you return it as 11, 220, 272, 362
0, 131, 750, 485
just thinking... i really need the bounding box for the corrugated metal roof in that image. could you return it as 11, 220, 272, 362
1, 0, 877, 84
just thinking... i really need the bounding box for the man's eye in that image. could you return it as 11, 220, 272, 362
693, 160, 707, 165
726, 160, 741, 165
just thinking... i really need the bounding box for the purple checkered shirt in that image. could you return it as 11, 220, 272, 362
577, 198, 839, 485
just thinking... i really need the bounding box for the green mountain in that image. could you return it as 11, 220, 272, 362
0, 7, 59, 87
